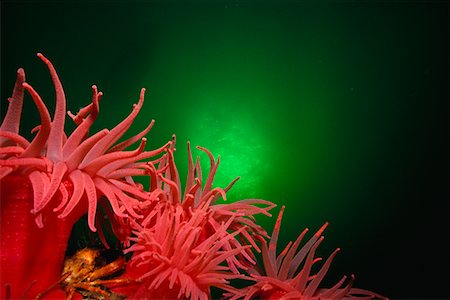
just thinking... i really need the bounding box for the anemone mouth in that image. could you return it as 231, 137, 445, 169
0, 53, 169, 231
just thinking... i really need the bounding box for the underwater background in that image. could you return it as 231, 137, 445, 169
1, 1, 448, 299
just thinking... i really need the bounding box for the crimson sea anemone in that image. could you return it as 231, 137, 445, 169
0, 54, 167, 298
226, 206, 387, 300
115, 202, 248, 299
111, 142, 277, 297
140, 142, 277, 271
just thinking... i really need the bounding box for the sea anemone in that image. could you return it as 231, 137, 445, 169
115, 201, 248, 299
142, 142, 276, 271
0, 54, 168, 298
111, 142, 277, 297
226, 206, 387, 300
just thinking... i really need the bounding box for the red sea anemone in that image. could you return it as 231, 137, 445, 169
120, 203, 248, 299
0, 54, 167, 298
142, 143, 276, 270
111, 142, 277, 298
226, 206, 387, 300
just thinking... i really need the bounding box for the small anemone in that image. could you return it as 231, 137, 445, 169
226, 206, 387, 300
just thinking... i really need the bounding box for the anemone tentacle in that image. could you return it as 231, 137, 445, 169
0, 68, 25, 142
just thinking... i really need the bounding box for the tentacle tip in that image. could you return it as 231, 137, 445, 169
37, 53, 48, 62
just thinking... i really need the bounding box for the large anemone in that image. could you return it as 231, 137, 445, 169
0, 54, 167, 298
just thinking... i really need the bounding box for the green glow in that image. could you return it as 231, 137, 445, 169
187, 104, 270, 200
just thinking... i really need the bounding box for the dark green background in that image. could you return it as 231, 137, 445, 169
1, 1, 448, 299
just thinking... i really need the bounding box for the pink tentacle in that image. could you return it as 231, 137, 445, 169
82, 172, 98, 232
327, 275, 355, 299
80, 88, 146, 166
183, 141, 195, 198
83, 138, 147, 175
197, 146, 218, 195
108, 119, 154, 152
37, 53, 66, 162
28, 170, 49, 215
108, 183, 143, 219
211, 176, 240, 203
67, 89, 103, 125
107, 168, 148, 179
166, 147, 181, 194
100, 141, 168, 178
269, 206, 285, 271
288, 222, 329, 279
53, 181, 69, 213
278, 228, 308, 281
293, 236, 324, 293
93, 177, 128, 218
63, 85, 101, 158
304, 248, 340, 296
0, 158, 48, 171
65, 129, 109, 172
0, 131, 30, 148
158, 173, 180, 205
35, 161, 68, 213
58, 170, 85, 218
21, 83, 51, 158
109, 178, 150, 200
0, 146, 24, 155
0, 68, 25, 137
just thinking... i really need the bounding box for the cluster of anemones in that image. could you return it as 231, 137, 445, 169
0, 54, 386, 299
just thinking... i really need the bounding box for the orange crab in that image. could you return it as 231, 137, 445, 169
36, 248, 135, 299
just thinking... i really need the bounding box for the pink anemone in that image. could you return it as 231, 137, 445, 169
111, 142, 277, 298
226, 206, 387, 300
115, 202, 248, 299
0, 54, 168, 298
142, 141, 276, 271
